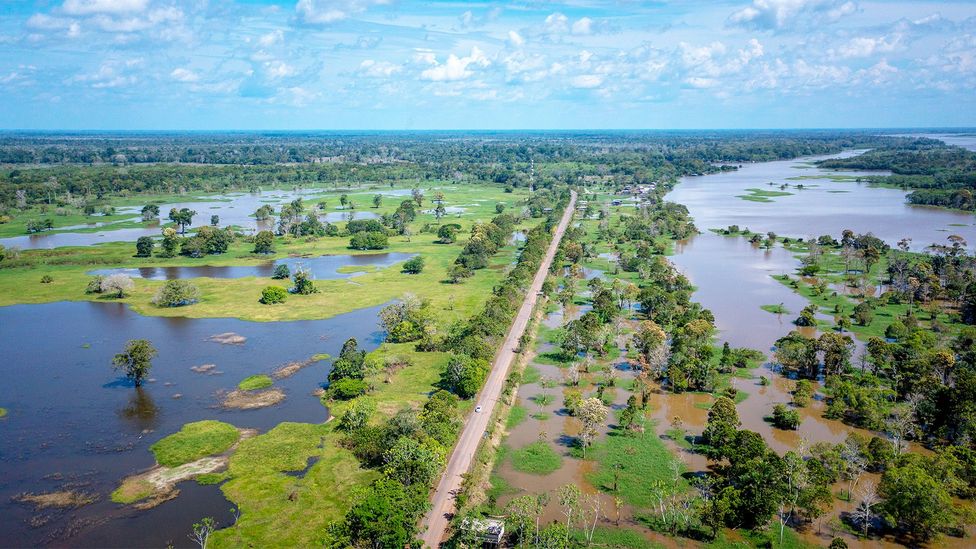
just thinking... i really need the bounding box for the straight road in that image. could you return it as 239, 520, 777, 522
421, 190, 577, 547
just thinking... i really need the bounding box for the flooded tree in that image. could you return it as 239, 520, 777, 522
112, 339, 157, 387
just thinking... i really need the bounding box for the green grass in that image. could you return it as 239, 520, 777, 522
510, 441, 563, 475
0, 407, 7, 418
211, 422, 377, 548
532, 412, 550, 421
238, 374, 274, 391
522, 365, 542, 384
507, 405, 528, 429
587, 423, 688, 508
150, 420, 241, 467
736, 188, 793, 202
573, 527, 665, 548
531, 394, 554, 407
761, 304, 789, 314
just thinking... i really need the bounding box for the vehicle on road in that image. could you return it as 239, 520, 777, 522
475, 405, 482, 413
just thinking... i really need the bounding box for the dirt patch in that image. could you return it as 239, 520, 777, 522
190, 363, 218, 374
208, 332, 246, 345
13, 490, 99, 510
222, 388, 286, 410
272, 358, 316, 379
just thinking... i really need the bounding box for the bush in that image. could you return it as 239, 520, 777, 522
152, 280, 200, 307
86, 275, 105, 294
40, 274, 53, 284
346, 219, 386, 234
101, 273, 134, 298
402, 256, 425, 274
771, 403, 800, 430
350, 231, 388, 250
135, 236, 154, 257
271, 263, 290, 279
330, 378, 369, 400
260, 286, 288, 304
292, 269, 317, 295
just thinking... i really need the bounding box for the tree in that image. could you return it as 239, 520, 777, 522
210, 214, 219, 226
260, 286, 287, 304
402, 256, 424, 274
495, 203, 505, 214
339, 194, 348, 209
141, 204, 159, 222
383, 437, 444, 487
189, 517, 216, 549
852, 480, 879, 537
101, 273, 134, 298
373, 194, 382, 208
344, 478, 428, 549
437, 224, 458, 244
160, 227, 179, 257
253, 230, 274, 254
329, 338, 367, 383
113, 339, 157, 387
878, 460, 954, 540
771, 403, 800, 430
448, 263, 472, 283
292, 268, 317, 295
577, 397, 608, 457
271, 263, 290, 280
152, 280, 200, 307
441, 354, 488, 399
702, 396, 740, 460
350, 231, 388, 250
168, 207, 196, 234
412, 187, 424, 208
135, 236, 154, 257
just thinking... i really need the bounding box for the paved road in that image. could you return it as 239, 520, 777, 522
421, 190, 577, 548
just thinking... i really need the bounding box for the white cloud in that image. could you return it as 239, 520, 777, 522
359, 59, 401, 77
69, 60, 141, 89
728, 0, 857, 30
831, 35, 901, 59
170, 67, 199, 82
294, 0, 391, 25
543, 13, 569, 34
420, 47, 490, 82
507, 30, 525, 48
572, 17, 593, 36
258, 29, 284, 47
571, 74, 602, 88
270, 86, 319, 107
61, 0, 148, 16
265, 60, 296, 79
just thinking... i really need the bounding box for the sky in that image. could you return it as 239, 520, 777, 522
0, 0, 973, 130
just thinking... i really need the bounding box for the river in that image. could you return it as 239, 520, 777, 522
0, 301, 386, 547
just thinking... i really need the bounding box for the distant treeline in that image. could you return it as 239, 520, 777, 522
0, 132, 917, 210
818, 139, 976, 210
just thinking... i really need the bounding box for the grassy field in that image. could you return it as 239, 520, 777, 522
509, 441, 564, 475
586, 424, 688, 508
149, 420, 241, 467
0, 183, 529, 324
237, 374, 274, 391
736, 188, 793, 202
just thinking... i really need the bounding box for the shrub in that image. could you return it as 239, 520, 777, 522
346, 219, 386, 234
101, 273, 134, 297
350, 231, 388, 250
330, 378, 369, 400
793, 379, 814, 407
771, 403, 800, 430
402, 256, 425, 274
292, 269, 317, 295
271, 263, 291, 280
135, 236, 154, 257
260, 286, 288, 304
152, 280, 200, 307
86, 275, 105, 294
40, 274, 53, 284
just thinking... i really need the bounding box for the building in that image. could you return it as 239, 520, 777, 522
460, 517, 505, 546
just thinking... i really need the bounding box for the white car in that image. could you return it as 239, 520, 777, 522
475, 405, 483, 413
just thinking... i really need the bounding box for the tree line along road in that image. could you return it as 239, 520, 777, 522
421, 190, 578, 548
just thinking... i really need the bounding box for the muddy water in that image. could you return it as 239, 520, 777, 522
0, 300, 386, 547
89, 252, 415, 281
0, 189, 380, 250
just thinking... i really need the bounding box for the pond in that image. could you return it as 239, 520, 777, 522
88, 252, 416, 281
0, 188, 379, 251
0, 300, 387, 547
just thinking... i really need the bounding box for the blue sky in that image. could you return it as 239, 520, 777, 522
0, 0, 973, 129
